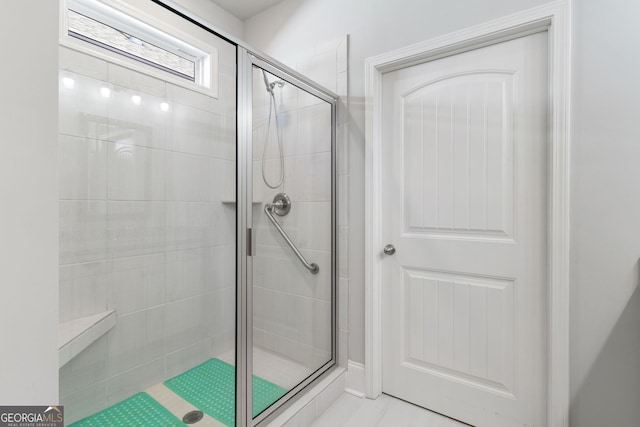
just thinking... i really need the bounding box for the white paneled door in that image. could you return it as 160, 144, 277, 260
381, 33, 548, 427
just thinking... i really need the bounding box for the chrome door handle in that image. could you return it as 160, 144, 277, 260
383, 244, 396, 255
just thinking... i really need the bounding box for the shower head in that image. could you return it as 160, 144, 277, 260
261, 69, 285, 94
271, 80, 285, 90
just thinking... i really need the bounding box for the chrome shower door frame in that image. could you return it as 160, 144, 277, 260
237, 47, 339, 427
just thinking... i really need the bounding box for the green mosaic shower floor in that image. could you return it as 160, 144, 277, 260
164, 358, 287, 426
69, 392, 184, 427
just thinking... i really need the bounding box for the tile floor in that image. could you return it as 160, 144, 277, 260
310, 393, 469, 427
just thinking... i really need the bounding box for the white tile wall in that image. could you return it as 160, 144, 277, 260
291, 105, 332, 157
211, 158, 235, 201
169, 102, 215, 156
205, 287, 235, 348
165, 201, 211, 250
59, 335, 108, 395
338, 176, 349, 227
59, 200, 108, 265
108, 254, 166, 315
166, 152, 213, 201
58, 40, 237, 423
106, 358, 165, 405
166, 83, 210, 111
59, 260, 109, 323
164, 294, 209, 353
164, 339, 211, 378
107, 201, 166, 258
336, 42, 349, 371
60, 47, 108, 80
208, 245, 236, 289
107, 63, 167, 98
107, 83, 167, 150
58, 72, 109, 140
108, 143, 167, 201
58, 135, 108, 200
284, 152, 332, 202
211, 204, 236, 246
252, 158, 284, 203
211, 116, 236, 160
59, 380, 108, 425
338, 226, 349, 278
106, 307, 165, 374
253, 245, 332, 302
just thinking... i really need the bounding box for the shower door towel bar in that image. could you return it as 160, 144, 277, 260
263, 203, 319, 274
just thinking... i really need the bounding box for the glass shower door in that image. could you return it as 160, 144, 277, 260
57, 2, 238, 423
249, 63, 335, 423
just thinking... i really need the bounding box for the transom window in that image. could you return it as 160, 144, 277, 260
64, 0, 214, 91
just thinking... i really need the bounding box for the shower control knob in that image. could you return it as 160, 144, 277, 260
383, 244, 396, 255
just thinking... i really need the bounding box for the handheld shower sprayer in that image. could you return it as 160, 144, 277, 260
262, 68, 285, 93
260, 69, 285, 189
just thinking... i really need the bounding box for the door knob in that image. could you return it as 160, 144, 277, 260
383, 244, 396, 255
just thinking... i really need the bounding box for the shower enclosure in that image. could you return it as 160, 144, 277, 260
58, 1, 337, 425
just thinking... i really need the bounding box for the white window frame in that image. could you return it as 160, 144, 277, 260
59, 0, 219, 98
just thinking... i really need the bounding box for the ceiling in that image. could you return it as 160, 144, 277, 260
209, 0, 285, 20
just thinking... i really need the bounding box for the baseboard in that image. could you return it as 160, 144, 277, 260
345, 360, 365, 398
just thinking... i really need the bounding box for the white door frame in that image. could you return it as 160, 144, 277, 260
363, 2, 571, 426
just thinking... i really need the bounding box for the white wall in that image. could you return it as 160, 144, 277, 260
569, 0, 640, 425
171, 0, 244, 40
0, 1, 59, 404
244, 0, 552, 366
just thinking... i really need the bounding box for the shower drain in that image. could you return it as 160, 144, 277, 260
182, 410, 204, 424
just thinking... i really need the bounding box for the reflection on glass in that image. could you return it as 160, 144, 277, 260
57, 43, 237, 425
251, 67, 333, 419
